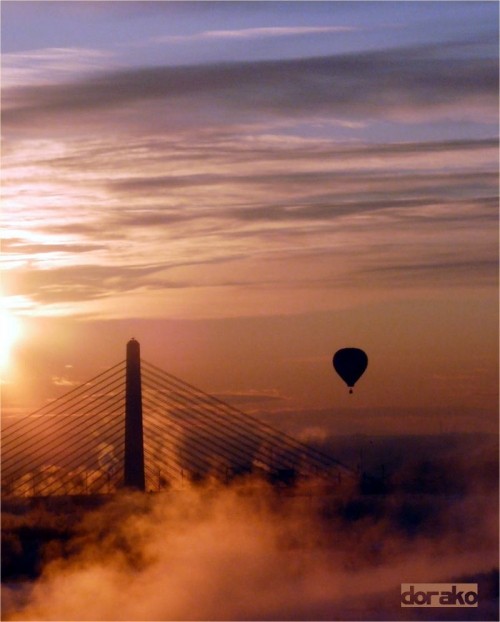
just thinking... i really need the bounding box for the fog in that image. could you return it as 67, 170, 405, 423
2, 434, 498, 621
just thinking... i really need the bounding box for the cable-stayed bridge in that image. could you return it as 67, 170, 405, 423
1, 340, 352, 498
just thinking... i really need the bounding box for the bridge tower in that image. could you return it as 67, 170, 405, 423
124, 338, 146, 490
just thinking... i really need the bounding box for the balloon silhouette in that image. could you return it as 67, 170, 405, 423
333, 348, 368, 394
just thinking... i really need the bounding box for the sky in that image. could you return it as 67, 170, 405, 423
1, 1, 498, 438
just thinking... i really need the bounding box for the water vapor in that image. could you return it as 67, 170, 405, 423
2, 439, 498, 620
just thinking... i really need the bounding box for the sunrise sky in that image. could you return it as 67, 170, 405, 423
1, 1, 498, 437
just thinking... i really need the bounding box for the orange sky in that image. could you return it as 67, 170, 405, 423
1, 2, 498, 437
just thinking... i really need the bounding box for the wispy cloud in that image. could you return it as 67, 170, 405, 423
1, 47, 116, 87
2, 33, 497, 320
3, 40, 497, 133
2, 125, 497, 318
213, 389, 287, 409
357, 257, 499, 288
154, 25, 358, 43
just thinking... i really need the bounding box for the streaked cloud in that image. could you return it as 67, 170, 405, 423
1, 19, 497, 322
214, 389, 287, 409
0, 1, 497, 444
357, 258, 499, 288
154, 25, 358, 43
2, 122, 496, 319
1, 46, 116, 87
3, 39, 497, 134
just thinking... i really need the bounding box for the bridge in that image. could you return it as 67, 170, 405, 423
1, 339, 352, 498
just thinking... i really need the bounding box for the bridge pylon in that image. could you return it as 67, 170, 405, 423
124, 338, 146, 490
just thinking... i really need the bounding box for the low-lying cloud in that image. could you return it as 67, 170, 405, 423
2, 435, 498, 620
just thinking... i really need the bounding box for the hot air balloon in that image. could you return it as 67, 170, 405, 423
333, 348, 368, 394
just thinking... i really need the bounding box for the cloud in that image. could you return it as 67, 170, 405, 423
2, 238, 108, 256
106, 168, 497, 200
359, 258, 499, 288
155, 25, 358, 44
213, 389, 288, 409
2, 128, 497, 316
3, 263, 172, 305
51, 376, 79, 387
260, 406, 500, 437
1, 47, 115, 87
3, 40, 497, 132
2, 56, 497, 318
2, 436, 498, 621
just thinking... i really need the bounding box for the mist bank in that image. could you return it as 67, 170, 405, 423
2, 432, 498, 621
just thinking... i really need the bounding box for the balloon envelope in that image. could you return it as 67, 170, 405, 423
333, 348, 368, 391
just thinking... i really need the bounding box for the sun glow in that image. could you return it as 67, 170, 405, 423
0, 307, 22, 371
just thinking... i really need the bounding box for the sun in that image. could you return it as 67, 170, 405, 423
0, 308, 22, 371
